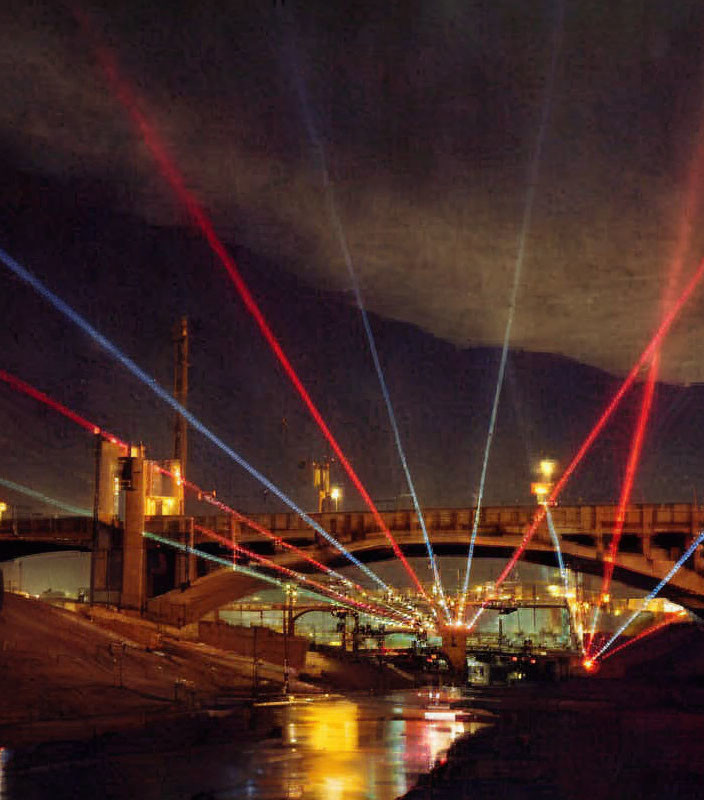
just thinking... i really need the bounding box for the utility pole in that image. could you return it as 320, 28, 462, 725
252, 626, 259, 696
90, 431, 101, 606
173, 316, 189, 478
283, 584, 297, 696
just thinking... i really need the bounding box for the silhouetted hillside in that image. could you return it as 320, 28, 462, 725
1, 162, 703, 513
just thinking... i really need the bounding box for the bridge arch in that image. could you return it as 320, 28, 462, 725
147, 528, 704, 627
12, 507, 704, 625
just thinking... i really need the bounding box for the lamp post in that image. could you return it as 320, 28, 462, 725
252, 626, 259, 696
531, 459, 557, 506
539, 459, 556, 482
283, 584, 297, 696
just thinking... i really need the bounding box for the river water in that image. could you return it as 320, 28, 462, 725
1, 689, 490, 800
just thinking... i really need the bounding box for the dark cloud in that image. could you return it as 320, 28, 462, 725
2, 0, 704, 382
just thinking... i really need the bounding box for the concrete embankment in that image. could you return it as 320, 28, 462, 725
0, 593, 309, 747
0, 593, 414, 748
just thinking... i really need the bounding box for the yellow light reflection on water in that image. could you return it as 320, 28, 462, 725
280, 696, 486, 800
303, 699, 358, 752
292, 699, 363, 799
0, 747, 8, 798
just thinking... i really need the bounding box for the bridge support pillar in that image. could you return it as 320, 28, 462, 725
693, 507, 704, 574
694, 546, 704, 575
595, 531, 605, 559
440, 628, 467, 673
642, 506, 654, 560
122, 447, 146, 611
174, 518, 195, 588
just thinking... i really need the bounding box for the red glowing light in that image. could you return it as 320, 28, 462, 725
0, 369, 97, 434
76, 15, 430, 606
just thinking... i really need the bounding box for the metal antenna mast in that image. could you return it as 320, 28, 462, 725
173, 316, 189, 475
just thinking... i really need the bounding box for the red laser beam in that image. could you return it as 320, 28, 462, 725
600, 612, 686, 662
601, 367, 656, 590
194, 523, 409, 622
0, 368, 128, 450
585, 358, 658, 653
155, 465, 365, 593
467, 255, 704, 627
587, 95, 704, 652
0, 367, 403, 608
75, 12, 430, 604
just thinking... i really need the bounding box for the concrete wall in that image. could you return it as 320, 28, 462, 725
81, 605, 164, 649
198, 621, 308, 670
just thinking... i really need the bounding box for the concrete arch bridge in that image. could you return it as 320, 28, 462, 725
145, 502, 704, 626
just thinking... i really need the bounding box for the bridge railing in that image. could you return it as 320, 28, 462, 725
162, 503, 704, 580
236, 505, 555, 542
0, 516, 94, 541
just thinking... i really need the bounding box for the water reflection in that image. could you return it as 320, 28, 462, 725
3, 690, 490, 799
252, 690, 489, 799
0, 747, 8, 800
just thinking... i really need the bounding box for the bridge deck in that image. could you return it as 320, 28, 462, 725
5, 504, 704, 626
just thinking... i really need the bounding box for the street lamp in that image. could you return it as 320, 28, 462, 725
532, 459, 557, 506
283, 583, 297, 696
330, 486, 342, 511
539, 459, 556, 480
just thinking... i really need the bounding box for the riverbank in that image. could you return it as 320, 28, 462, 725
0, 592, 306, 747
403, 622, 704, 799
0, 592, 416, 749
3, 689, 480, 800
403, 699, 704, 799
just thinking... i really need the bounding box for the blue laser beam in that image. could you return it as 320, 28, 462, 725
545, 505, 568, 589
0, 476, 91, 516
144, 531, 290, 588
0, 475, 324, 599
144, 531, 404, 624
281, 18, 448, 619
545, 505, 583, 652
0, 473, 405, 621
459, 0, 564, 619
0, 246, 390, 592
593, 530, 704, 660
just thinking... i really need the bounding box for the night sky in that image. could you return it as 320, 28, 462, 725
2, 1, 704, 518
